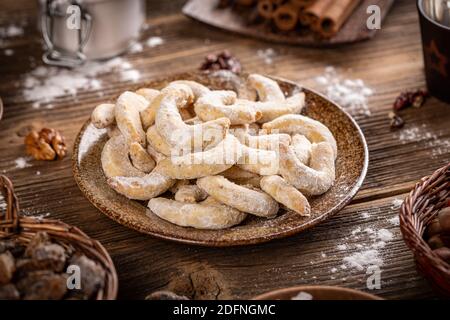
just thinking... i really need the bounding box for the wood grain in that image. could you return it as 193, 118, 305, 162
0, 0, 448, 299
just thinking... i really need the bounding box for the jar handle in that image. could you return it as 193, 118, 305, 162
41, 0, 92, 68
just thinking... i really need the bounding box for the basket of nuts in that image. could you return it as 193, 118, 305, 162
0, 175, 118, 300
400, 162, 450, 296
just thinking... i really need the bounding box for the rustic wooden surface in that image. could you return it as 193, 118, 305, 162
0, 0, 449, 300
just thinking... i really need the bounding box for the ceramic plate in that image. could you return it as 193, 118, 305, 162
253, 285, 381, 300
72, 71, 368, 247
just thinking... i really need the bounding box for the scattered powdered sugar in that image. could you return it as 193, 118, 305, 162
129, 42, 144, 53
14, 157, 31, 169
291, 291, 313, 300
339, 226, 395, 272
257, 48, 276, 65
146, 36, 164, 48
22, 57, 140, 108
4, 49, 14, 56
343, 250, 382, 271
390, 198, 403, 210
315, 66, 373, 117
330, 267, 337, 273
388, 216, 400, 226
0, 24, 24, 38
337, 244, 347, 250
360, 211, 370, 219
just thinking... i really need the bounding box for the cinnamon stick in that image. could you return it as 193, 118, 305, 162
302, 0, 332, 29
273, 3, 299, 31
290, 0, 316, 8
257, 0, 277, 19
318, 0, 362, 37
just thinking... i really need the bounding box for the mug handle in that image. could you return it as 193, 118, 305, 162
41, 0, 92, 67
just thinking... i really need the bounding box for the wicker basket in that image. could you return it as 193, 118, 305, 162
0, 175, 118, 300
400, 162, 450, 296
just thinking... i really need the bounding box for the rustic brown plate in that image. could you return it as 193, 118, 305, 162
72, 71, 368, 247
183, 0, 394, 47
253, 285, 382, 300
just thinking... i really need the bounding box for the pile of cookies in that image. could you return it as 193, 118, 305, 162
92, 74, 337, 230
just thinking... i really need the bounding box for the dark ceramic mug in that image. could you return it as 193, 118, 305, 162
418, 0, 450, 103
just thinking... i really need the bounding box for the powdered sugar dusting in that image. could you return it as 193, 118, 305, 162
257, 48, 276, 65
0, 24, 24, 38
22, 57, 141, 108
146, 36, 164, 48
315, 67, 373, 117
14, 157, 31, 169
291, 291, 313, 300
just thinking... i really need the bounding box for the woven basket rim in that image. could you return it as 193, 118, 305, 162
0, 175, 118, 300
399, 162, 450, 295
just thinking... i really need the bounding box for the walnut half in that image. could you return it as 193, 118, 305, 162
24, 128, 67, 160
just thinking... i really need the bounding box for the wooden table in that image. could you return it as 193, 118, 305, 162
0, 0, 448, 300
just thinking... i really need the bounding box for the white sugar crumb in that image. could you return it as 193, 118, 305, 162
129, 42, 143, 53
257, 48, 276, 65
388, 216, 400, 226
394, 123, 450, 158
21, 57, 140, 107
291, 291, 313, 300
390, 198, 403, 210
146, 36, 164, 48
377, 229, 393, 242
315, 66, 373, 117
36, 171, 41, 176
361, 211, 370, 219
4, 49, 14, 56
321, 252, 327, 258
343, 250, 382, 271
0, 24, 24, 37
330, 267, 337, 273
337, 244, 347, 250
14, 157, 31, 169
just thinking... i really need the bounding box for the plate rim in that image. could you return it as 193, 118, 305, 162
252, 285, 382, 300
72, 73, 369, 247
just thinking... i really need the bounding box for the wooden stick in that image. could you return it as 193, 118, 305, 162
318, 0, 362, 37
257, 0, 277, 19
273, 3, 299, 31
302, 0, 333, 29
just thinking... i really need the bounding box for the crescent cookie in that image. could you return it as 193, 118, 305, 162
238, 144, 279, 176
146, 125, 172, 156
156, 134, 241, 179
148, 197, 247, 230
260, 175, 311, 216
101, 135, 145, 179
278, 142, 335, 196
91, 103, 115, 129
254, 93, 305, 123
136, 88, 162, 130
262, 114, 337, 158
115, 91, 149, 145
290, 134, 312, 165
155, 84, 230, 151
129, 142, 156, 173
233, 130, 291, 151
195, 90, 262, 125
174, 185, 208, 203
108, 167, 175, 200
169, 80, 210, 101
197, 175, 279, 218
247, 74, 285, 102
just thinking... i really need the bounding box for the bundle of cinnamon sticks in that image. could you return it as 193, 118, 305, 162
220, 0, 362, 38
